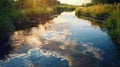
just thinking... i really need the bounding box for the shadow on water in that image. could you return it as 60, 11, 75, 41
0, 34, 13, 60
0, 43, 12, 60
13, 19, 53, 31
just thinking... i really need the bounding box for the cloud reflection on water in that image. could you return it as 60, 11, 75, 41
1, 12, 104, 67
8, 18, 102, 67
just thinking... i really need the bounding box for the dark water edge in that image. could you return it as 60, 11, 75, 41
0, 38, 12, 60
113, 40, 120, 59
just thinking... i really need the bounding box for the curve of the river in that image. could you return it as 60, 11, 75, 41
0, 11, 120, 67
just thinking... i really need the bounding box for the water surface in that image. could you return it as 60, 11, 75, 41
0, 12, 119, 67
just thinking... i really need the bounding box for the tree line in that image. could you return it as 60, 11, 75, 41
92, 0, 120, 4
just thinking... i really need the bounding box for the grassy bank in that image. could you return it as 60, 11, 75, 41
75, 3, 120, 44
12, 4, 75, 24
12, 4, 76, 30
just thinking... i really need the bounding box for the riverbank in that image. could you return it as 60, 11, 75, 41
1, 11, 119, 67
0, 3, 75, 47
75, 3, 120, 45
12, 4, 75, 30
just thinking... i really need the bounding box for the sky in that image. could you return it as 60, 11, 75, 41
58, 0, 91, 5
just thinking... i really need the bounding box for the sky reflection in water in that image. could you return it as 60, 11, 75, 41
0, 12, 117, 67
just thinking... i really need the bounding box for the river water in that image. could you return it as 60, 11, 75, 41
0, 11, 120, 67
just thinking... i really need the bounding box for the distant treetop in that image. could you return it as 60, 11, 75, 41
92, 0, 120, 4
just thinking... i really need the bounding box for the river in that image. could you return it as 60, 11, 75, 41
0, 11, 120, 67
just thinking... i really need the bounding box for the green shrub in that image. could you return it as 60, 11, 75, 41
0, 16, 14, 41
0, 0, 15, 43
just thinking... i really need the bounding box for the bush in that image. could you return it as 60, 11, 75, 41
0, 0, 15, 45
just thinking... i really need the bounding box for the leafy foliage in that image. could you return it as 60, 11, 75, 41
0, 0, 14, 33
0, 0, 14, 45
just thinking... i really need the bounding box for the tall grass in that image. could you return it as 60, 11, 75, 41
12, 4, 76, 25
12, 8, 53, 24
75, 3, 120, 44
75, 4, 111, 20
104, 4, 120, 41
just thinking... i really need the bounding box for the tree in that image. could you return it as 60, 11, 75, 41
0, 0, 14, 45
106, 0, 120, 4
36, 0, 60, 8
13, 0, 60, 9
92, 0, 120, 4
